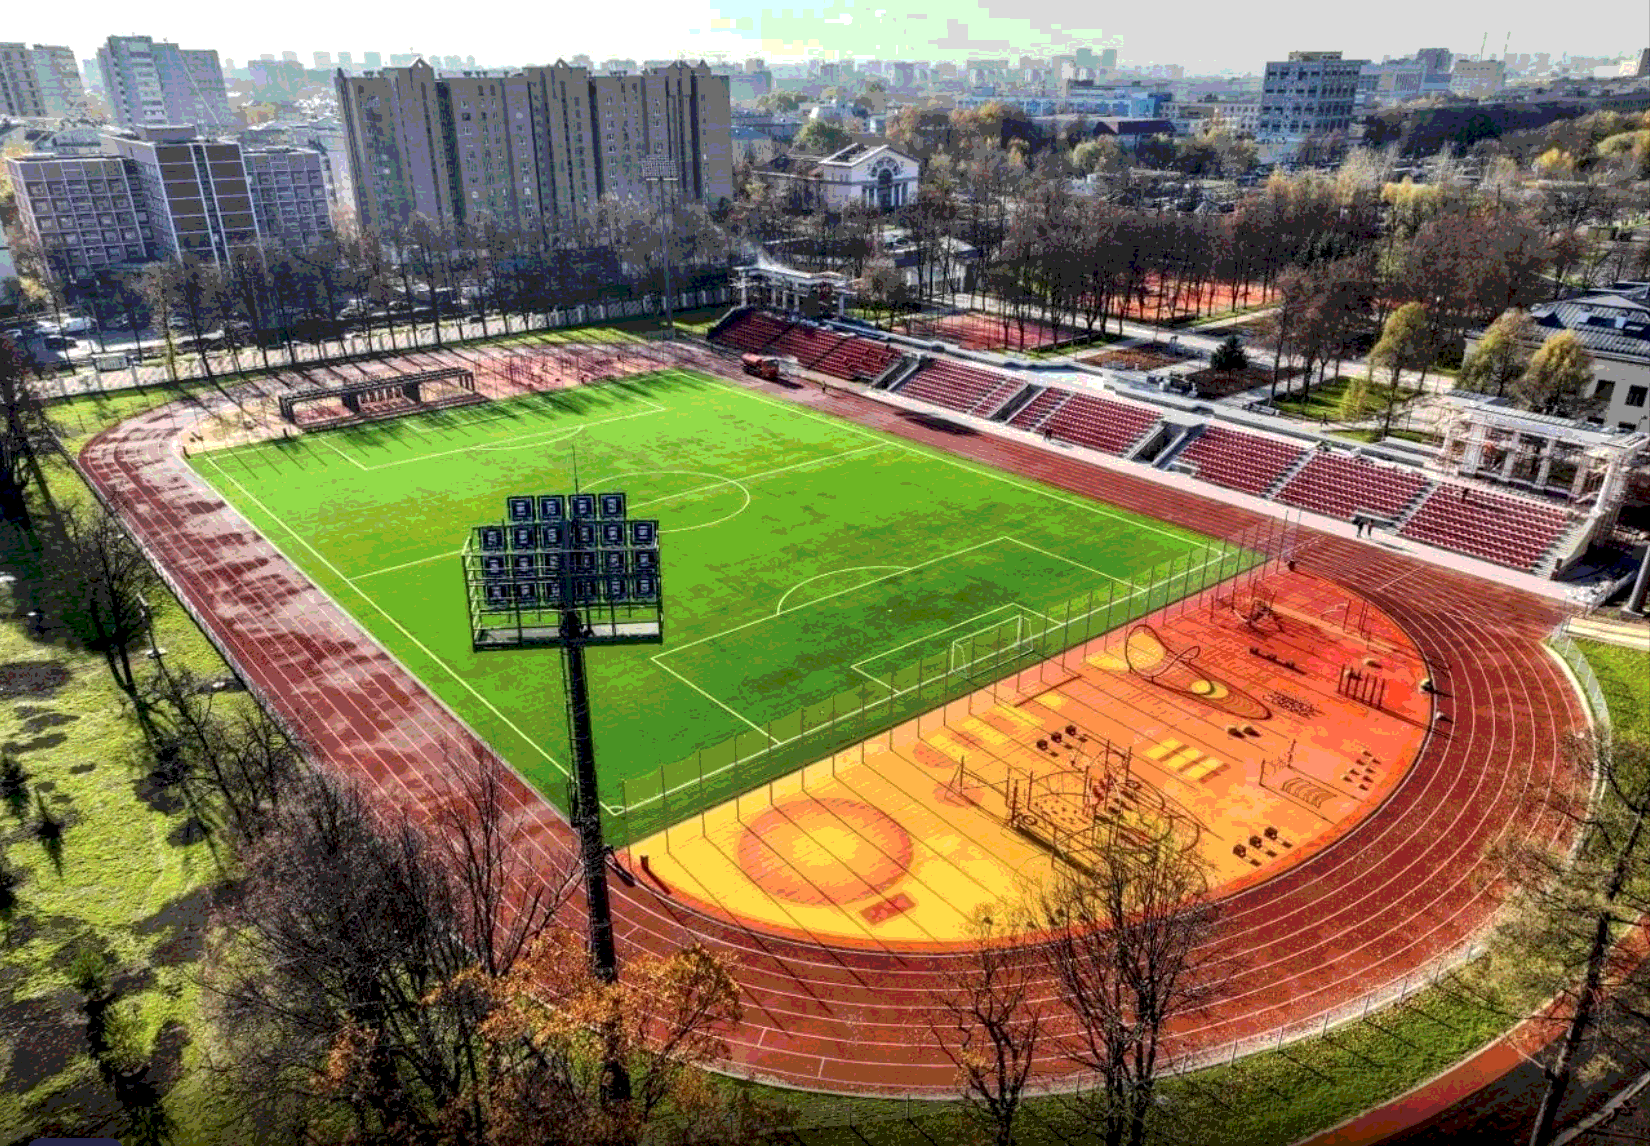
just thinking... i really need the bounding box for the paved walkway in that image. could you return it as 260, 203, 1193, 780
1565, 614, 1650, 652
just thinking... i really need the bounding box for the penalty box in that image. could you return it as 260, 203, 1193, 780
653, 536, 1119, 735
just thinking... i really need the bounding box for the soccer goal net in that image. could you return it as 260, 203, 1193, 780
948, 613, 1038, 680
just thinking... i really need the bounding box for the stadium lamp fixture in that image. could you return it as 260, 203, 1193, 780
460, 489, 664, 1010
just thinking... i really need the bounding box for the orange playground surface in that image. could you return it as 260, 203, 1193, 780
627, 568, 1433, 948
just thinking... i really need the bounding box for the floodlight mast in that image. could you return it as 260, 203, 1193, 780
558, 607, 620, 984
462, 491, 664, 1110
641, 155, 678, 341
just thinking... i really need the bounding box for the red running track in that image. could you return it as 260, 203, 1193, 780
78, 356, 1588, 1097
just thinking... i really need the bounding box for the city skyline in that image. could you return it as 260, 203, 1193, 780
6, 1, 1644, 76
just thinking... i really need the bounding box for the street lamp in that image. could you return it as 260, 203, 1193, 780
459, 489, 664, 1102
640, 156, 678, 341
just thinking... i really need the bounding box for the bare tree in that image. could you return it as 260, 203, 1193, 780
934, 907, 1044, 1146
1038, 822, 1218, 1146
54, 501, 162, 703
206, 748, 764, 1146
1493, 725, 1650, 1146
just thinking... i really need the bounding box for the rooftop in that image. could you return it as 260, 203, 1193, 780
1529, 284, 1650, 360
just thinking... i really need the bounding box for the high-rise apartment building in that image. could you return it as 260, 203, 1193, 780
106, 127, 258, 263
314, 51, 332, 70
338, 52, 354, 69
7, 125, 334, 282
281, 51, 299, 63
30, 45, 85, 115
1415, 48, 1453, 76
242, 146, 333, 244
0, 43, 46, 117
97, 36, 232, 132
363, 51, 382, 69
1257, 50, 1365, 139
334, 58, 731, 234
2, 44, 87, 117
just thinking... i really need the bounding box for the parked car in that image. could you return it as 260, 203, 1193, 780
60, 315, 95, 334
42, 334, 76, 350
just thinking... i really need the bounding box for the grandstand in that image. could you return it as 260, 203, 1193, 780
1274, 451, 1433, 525
1177, 426, 1308, 498
1039, 392, 1164, 457
1399, 484, 1575, 572
705, 303, 1642, 580
895, 358, 1017, 416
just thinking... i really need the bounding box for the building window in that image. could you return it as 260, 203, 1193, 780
1628, 385, 1649, 408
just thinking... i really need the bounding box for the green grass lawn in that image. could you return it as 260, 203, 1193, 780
1332, 427, 1441, 446
1272, 376, 1421, 422
189, 369, 1235, 842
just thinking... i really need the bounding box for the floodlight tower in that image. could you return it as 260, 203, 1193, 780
640, 155, 678, 341
460, 491, 664, 1098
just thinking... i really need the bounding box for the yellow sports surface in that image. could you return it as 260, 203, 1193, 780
626, 569, 1431, 948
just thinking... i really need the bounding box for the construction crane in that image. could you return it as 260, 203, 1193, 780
1479, 32, 1488, 61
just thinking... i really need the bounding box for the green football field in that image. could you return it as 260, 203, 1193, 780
190, 369, 1251, 842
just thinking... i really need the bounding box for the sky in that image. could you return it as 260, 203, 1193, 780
8, 0, 1645, 74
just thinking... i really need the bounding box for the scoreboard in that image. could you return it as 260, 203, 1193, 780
462, 490, 664, 649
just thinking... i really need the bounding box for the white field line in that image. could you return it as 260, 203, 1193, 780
775, 565, 910, 616
651, 658, 774, 742
363, 400, 668, 469
627, 534, 1214, 814
656, 536, 1006, 659
723, 380, 1199, 547
198, 455, 600, 802
351, 441, 892, 580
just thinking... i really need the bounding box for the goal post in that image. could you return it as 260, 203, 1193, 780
948, 613, 1035, 680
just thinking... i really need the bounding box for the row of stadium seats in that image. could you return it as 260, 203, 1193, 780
1177, 426, 1306, 497
714, 311, 790, 353
1007, 388, 1069, 432
1180, 426, 1571, 572
1398, 485, 1573, 571
1040, 392, 1164, 457
896, 358, 1015, 415
711, 310, 900, 382
813, 337, 900, 382
1274, 452, 1432, 523
767, 323, 850, 367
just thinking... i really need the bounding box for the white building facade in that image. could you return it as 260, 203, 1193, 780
815, 144, 919, 210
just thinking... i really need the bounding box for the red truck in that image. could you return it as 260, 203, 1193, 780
740, 353, 780, 381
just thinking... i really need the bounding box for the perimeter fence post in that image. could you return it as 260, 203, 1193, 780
622, 778, 633, 844
660, 765, 669, 851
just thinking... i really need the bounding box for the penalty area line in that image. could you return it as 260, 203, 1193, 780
195, 455, 619, 810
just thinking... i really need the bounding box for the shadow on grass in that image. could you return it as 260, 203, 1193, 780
33, 791, 65, 876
